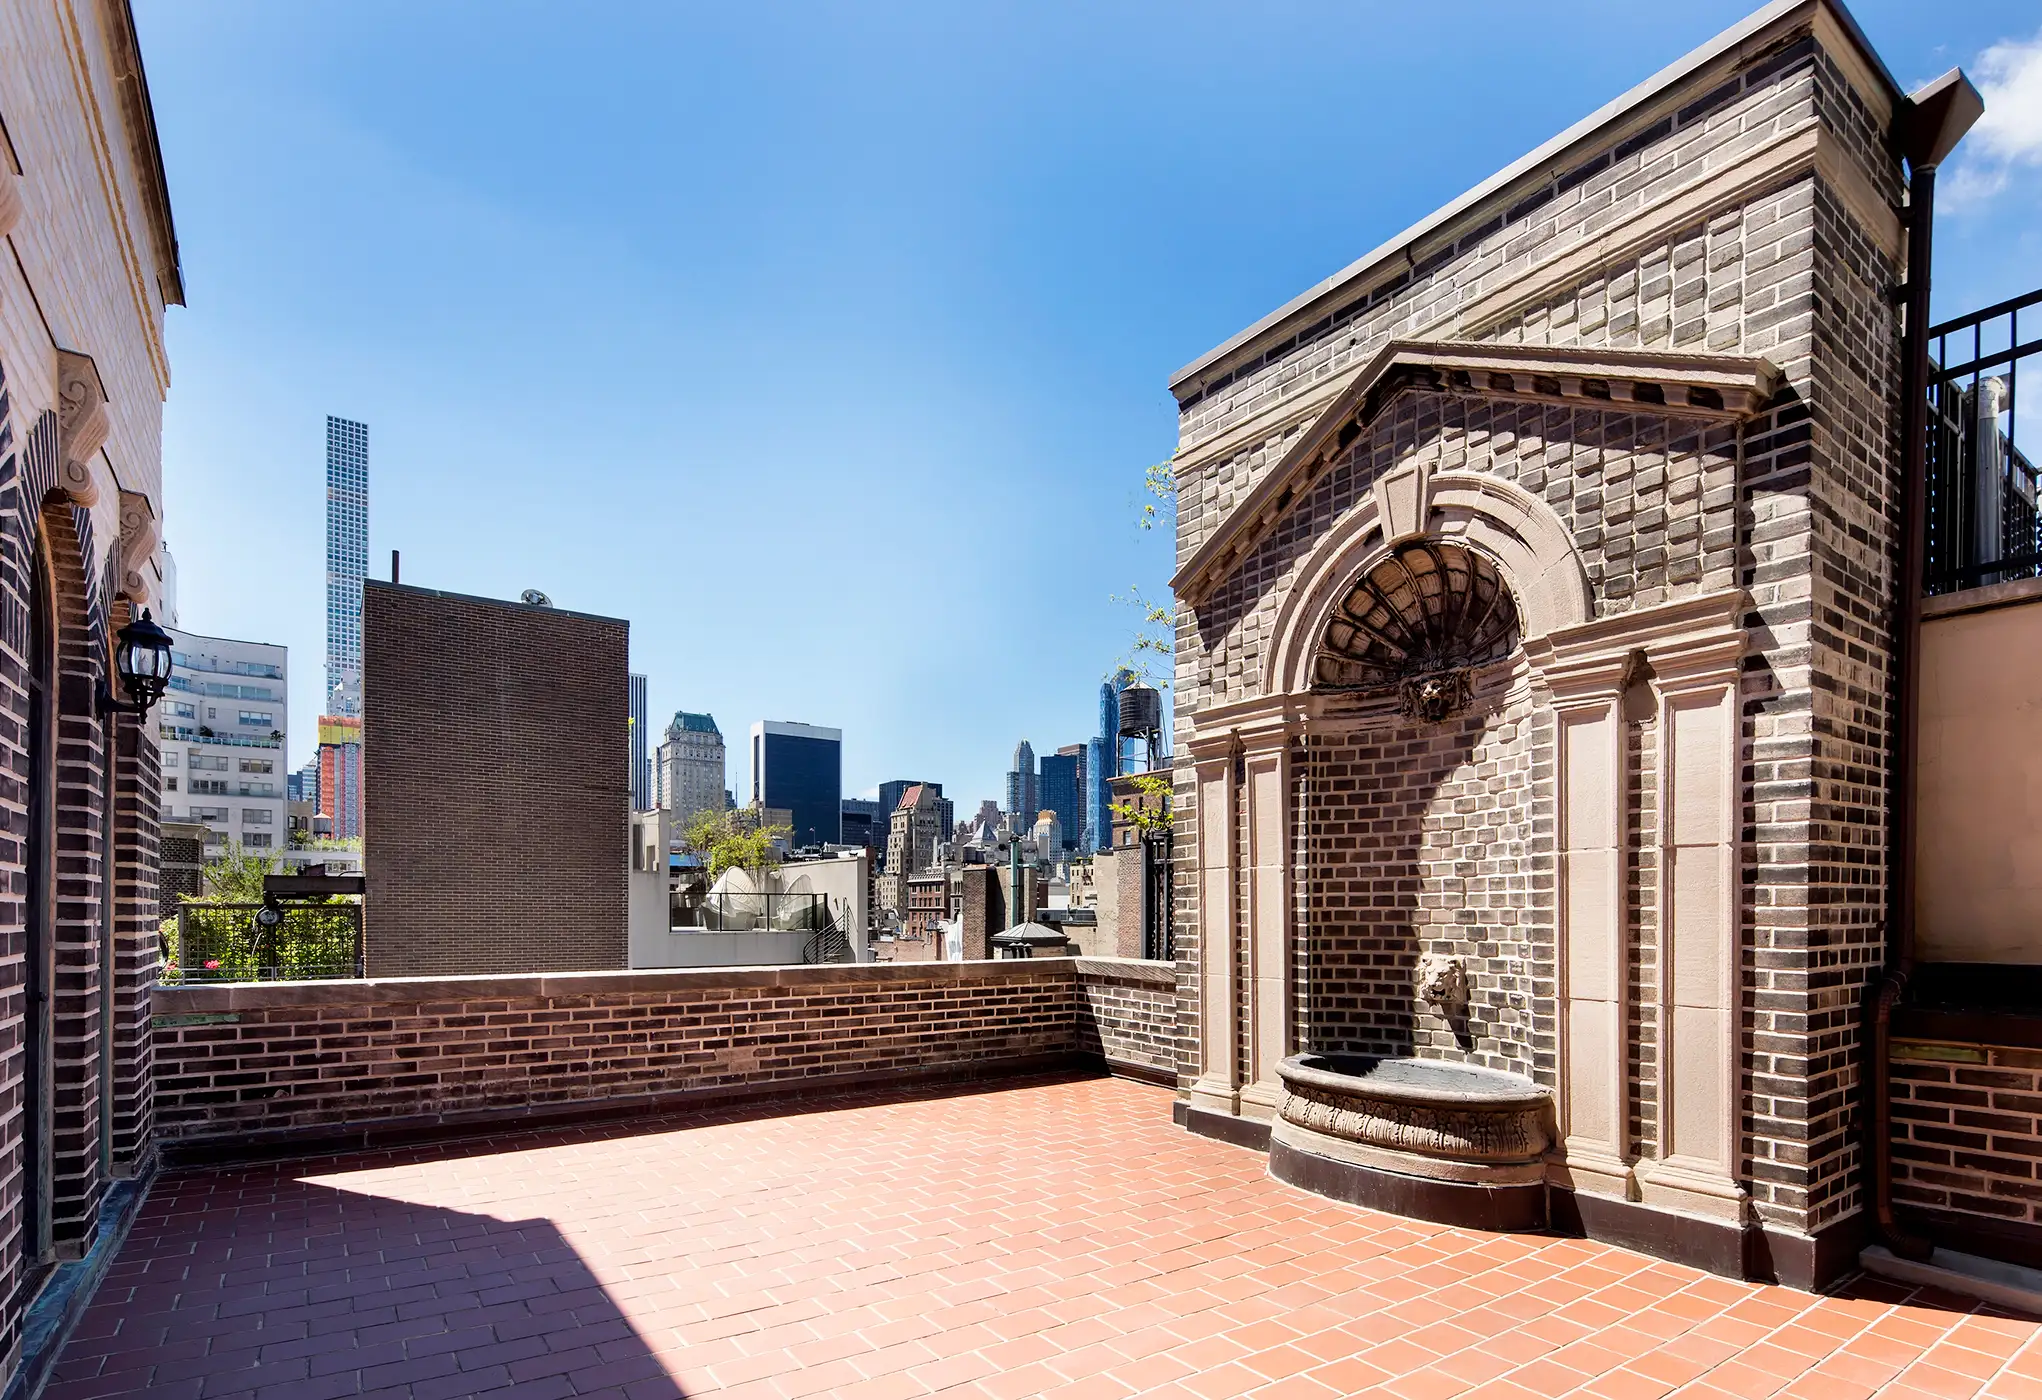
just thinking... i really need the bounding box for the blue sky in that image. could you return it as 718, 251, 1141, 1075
134, 1, 2042, 809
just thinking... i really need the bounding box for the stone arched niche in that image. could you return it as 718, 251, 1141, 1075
1182, 342, 1769, 1234
1312, 538, 1519, 698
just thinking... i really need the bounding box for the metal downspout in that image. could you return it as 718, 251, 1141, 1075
1870, 152, 1935, 1262
1868, 67, 1982, 1264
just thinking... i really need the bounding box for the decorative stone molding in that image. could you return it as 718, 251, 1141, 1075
1372, 461, 1430, 546
1264, 470, 1592, 697
117, 491, 157, 605
1418, 954, 1468, 1017
1274, 1054, 1554, 1186
1173, 340, 1779, 604
55, 349, 108, 507
1187, 744, 1241, 1118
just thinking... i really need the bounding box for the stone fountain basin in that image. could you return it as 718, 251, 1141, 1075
1270, 1052, 1558, 1230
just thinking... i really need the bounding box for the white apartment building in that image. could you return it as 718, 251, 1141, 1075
156, 628, 288, 857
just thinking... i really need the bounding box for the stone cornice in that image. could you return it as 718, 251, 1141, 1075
1527, 587, 1748, 699
1172, 344, 1778, 605
93, 0, 182, 307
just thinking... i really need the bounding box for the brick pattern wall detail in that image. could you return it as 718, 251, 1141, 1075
363, 584, 629, 977
1891, 1044, 2042, 1238
1303, 689, 1544, 1078
1075, 960, 1178, 1079
150, 960, 1177, 1145
108, 708, 159, 1179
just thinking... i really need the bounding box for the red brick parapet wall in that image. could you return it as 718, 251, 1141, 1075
150, 958, 1178, 1153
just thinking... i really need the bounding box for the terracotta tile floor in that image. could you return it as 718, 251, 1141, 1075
45, 1074, 2042, 1399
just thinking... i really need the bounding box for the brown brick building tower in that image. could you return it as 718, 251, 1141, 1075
363, 583, 630, 975
1168, 0, 1947, 1288
0, 0, 183, 1382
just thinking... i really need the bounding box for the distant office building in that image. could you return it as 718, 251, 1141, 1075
1066, 743, 1092, 850
1086, 671, 1134, 854
1040, 749, 1081, 853
877, 779, 948, 857
325, 415, 368, 717
287, 758, 318, 805
1005, 741, 1037, 826
316, 715, 363, 842
840, 797, 882, 852
658, 711, 726, 827
365, 582, 628, 975
881, 784, 945, 913
1033, 810, 1063, 861
157, 629, 288, 856
877, 779, 913, 825
628, 673, 650, 811
751, 721, 842, 848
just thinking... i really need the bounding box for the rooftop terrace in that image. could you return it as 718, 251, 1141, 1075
46, 1074, 2041, 1400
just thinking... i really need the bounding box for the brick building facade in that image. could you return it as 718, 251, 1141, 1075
1168, 0, 1924, 1288
363, 583, 629, 976
0, 0, 181, 1384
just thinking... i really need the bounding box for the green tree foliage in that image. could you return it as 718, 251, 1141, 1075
1108, 773, 1174, 840
197, 841, 281, 904
681, 804, 792, 884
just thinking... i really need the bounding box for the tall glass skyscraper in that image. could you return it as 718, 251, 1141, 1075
750, 721, 842, 849
1005, 740, 1037, 823
1039, 750, 1080, 852
324, 416, 368, 716
1086, 671, 1135, 853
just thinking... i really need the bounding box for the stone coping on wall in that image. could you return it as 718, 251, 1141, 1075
1920, 575, 2042, 622
150, 955, 1171, 1012
1071, 957, 1177, 986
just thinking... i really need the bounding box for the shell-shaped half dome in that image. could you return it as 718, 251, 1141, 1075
1313, 540, 1519, 691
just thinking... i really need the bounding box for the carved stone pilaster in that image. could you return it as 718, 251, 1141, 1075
117, 491, 157, 605
56, 349, 108, 507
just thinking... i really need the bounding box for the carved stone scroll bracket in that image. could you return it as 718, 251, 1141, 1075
56, 349, 108, 508
117, 490, 158, 606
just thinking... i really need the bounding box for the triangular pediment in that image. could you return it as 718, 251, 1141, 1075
1172, 340, 1780, 605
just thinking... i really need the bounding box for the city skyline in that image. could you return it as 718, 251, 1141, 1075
140, 1, 2041, 801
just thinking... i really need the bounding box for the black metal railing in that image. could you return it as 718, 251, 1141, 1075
669, 889, 835, 934
1142, 829, 1175, 962
1925, 287, 2042, 595
163, 902, 363, 983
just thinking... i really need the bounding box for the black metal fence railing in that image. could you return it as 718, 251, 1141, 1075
163, 903, 363, 984
1142, 830, 1175, 963
669, 889, 835, 934
1925, 287, 2042, 595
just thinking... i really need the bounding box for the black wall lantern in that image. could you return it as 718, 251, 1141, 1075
98, 607, 174, 716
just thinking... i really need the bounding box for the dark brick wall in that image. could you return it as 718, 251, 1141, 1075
0, 387, 149, 1366
1891, 1041, 2042, 1244
1074, 960, 1179, 1080
149, 959, 1175, 1146
1303, 692, 1542, 1078
1168, 19, 1912, 1241
363, 584, 628, 977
